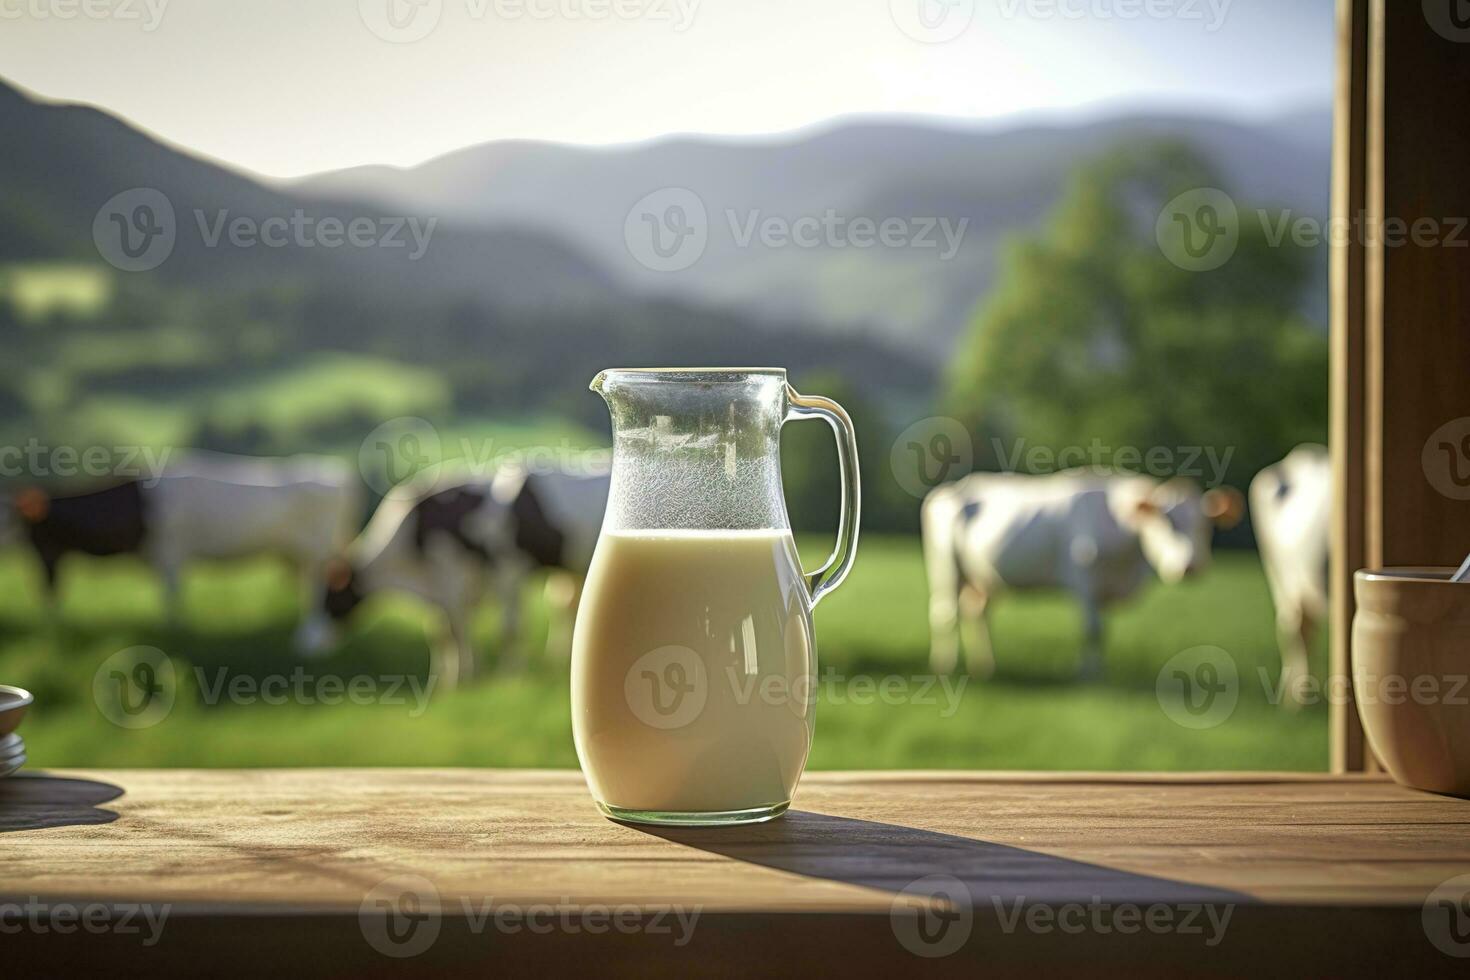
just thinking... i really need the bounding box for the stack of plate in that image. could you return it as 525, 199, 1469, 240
0, 732, 23, 777
0, 685, 32, 778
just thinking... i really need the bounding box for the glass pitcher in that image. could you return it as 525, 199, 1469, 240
571, 368, 860, 826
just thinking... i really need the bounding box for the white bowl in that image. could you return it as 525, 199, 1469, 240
0, 686, 31, 738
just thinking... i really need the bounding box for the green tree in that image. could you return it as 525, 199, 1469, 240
947, 141, 1327, 489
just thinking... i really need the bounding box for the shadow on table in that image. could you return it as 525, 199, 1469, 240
635, 810, 1248, 906
0, 773, 124, 833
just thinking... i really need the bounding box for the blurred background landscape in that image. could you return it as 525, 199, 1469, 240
0, 0, 1334, 769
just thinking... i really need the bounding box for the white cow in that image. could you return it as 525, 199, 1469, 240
323, 465, 609, 687
1249, 444, 1330, 707
922, 470, 1243, 679
9, 451, 361, 650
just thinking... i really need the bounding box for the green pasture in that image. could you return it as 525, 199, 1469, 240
0, 537, 1327, 772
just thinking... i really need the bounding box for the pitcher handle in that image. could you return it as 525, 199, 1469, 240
784, 385, 861, 606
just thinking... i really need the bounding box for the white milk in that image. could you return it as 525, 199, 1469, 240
571, 529, 815, 815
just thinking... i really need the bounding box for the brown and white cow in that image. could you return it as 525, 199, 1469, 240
5, 452, 360, 650
322, 466, 609, 687
922, 470, 1244, 680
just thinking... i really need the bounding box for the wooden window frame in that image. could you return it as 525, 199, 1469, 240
1331, 0, 1470, 771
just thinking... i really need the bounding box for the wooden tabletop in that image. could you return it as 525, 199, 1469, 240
4, 769, 1469, 977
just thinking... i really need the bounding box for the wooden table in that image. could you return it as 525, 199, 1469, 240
3, 770, 1469, 977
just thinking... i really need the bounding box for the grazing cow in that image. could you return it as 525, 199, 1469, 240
6, 452, 360, 650
922, 470, 1243, 679
323, 466, 609, 687
1249, 445, 1330, 707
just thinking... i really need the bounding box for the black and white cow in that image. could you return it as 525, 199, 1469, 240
922, 470, 1244, 680
322, 466, 609, 687
5, 452, 360, 649
1249, 444, 1330, 707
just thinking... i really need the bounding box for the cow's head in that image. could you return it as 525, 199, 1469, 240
1, 488, 50, 549
323, 557, 365, 621
1131, 479, 1244, 583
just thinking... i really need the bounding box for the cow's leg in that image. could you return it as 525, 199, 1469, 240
429, 604, 476, 691
422, 547, 483, 688
1275, 608, 1313, 709
921, 497, 965, 676
33, 554, 64, 635
924, 560, 965, 677
36, 553, 61, 610
494, 566, 527, 674
1078, 595, 1105, 682
430, 614, 459, 691
292, 557, 336, 657
35, 557, 66, 651
449, 605, 476, 687
957, 585, 995, 679
152, 554, 184, 630
928, 592, 963, 676
542, 571, 580, 661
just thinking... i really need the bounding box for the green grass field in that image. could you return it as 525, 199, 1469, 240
0, 536, 1327, 771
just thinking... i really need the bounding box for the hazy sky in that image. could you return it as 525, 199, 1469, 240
0, 0, 1334, 178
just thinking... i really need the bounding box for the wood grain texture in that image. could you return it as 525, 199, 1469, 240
3, 770, 1468, 977
3, 769, 1468, 906
1330, 0, 1372, 774
1372, 0, 1470, 573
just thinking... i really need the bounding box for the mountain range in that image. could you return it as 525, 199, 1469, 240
294, 107, 1332, 357
0, 76, 934, 425
0, 78, 614, 311
1, 76, 1329, 367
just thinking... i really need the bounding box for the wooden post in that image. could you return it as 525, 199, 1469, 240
1335, 0, 1470, 770
1330, 0, 1371, 773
